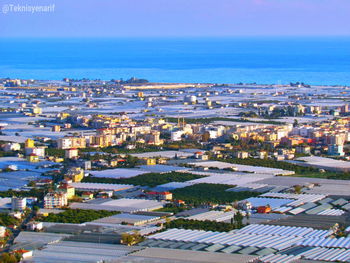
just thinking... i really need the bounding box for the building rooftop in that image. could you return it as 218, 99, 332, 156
124, 247, 258, 263
70, 198, 164, 213
89, 168, 148, 179
26, 241, 141, 263
68, 182, 134, 191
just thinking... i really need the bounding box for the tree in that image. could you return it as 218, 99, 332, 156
293, 119, 299, 127
41, 209, 119, 224
0, 253, 18, 263
233, 211, 244, 229
246, 213, 250, 224
293, 185, 302, 194
27, 181, 36, 187
166, 218, 241, 232
202, 132, 210, 142
121, 231, 144, 246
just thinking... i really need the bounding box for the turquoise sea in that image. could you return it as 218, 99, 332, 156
0, 37, 349, 85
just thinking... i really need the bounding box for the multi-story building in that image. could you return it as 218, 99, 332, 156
328, 144, 345, 156
75, 159, 92, 170
65, 148, 79, 159
171, 129, 185, 141
235, 151, 249, 159
146, 191, 173, 201
11, 197, 27, 211
296, 145, 311, 154
64, 167, 84, 182
25, 138, 35, 148
89, 134, 113, 147
57, 183, 75, 199
44, 192, 68, 209
146, 131, 162, 145
57, 137, 86, 149
341, 104, 349, 114
52, 125, 61, 132
25, 146, 46, 157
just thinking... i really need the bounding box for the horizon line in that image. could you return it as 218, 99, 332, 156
1, 35, 350, 39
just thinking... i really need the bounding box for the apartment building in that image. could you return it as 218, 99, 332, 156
44, 192, 68, 209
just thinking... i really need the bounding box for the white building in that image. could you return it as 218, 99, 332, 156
12, 197, 27, 211
171, 130, 185, 141
184, 95, 197, 104
25, 146, 46, 157
2, 143, 21, 152
0, 226, 6, 238
27, 222, 43, 231
277, 130, 288, 140
57, 137, 86, 149
44, 192, 68, 209
65, 148, 79, 159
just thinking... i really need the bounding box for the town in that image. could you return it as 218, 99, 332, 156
0, 78, 350, 263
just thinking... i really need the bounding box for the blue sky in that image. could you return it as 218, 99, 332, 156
0, 0, 349, 37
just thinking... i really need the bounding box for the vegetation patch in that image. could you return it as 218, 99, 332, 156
82, 172, 205, 188
39, 209, 119, 224
215, 157, 350, 179
0, 213, 19, 227
165, 215, 245, 232
0, 188, 47, 199
154, 203, 188, 213
172, 183, 259, 205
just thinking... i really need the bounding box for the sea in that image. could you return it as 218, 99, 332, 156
0, 37, 350, 85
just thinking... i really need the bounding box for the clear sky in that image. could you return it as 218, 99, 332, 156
0, 0, 349, 37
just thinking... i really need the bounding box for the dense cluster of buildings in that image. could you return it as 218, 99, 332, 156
0, 79, 350, 262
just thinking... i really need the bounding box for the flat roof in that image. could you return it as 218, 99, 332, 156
70, 198, 164, 213
297, 156, 350, 169
138, 164, 190, 173
127, 247, 258, 263
92, 213, 160, 225
131, 151, 194, 159
256, 176, 350, 196
89, 168, 148, 179
68, 182, 134, 191
29, 241, 141, 263
14, 231, 71, 245
188, 161, 294, 175
291, 156, 350, 172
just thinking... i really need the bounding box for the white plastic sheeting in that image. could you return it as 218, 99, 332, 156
148, 228, 303, 250
298, 247, 350, 262
261, 248, 350, 263
187, 210, 235, 222
236, 224, 331, 238
186, 173, 272, 186
188, 161, 293, 175
259, 253, 300, 263
297, 237, 350, 249
317, 209, 345, 216
245, 197, 294, 209
273, 207, 292, 213
287, 207, 305, 215
260, 192, 327, 207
